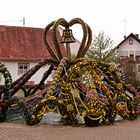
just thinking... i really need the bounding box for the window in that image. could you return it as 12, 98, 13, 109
129, 38, 133, 45
136, 56, 140, 63
130, 54, 134, 60
18, 63, 30, 75
120, 56, 128, 60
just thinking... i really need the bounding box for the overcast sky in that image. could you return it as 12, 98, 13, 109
0, 0, 140, 46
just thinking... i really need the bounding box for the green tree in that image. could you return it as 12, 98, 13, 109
86, 32, 117, 63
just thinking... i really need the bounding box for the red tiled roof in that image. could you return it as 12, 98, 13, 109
0, 25, 66, 61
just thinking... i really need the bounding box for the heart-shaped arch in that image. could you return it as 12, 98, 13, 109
43, 18, 92, 62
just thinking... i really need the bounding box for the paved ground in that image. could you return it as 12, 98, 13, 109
0, 119, 140, 140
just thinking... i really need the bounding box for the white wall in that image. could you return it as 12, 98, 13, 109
29, 62, 53, 84
118, 37, 140, 51
1, 61, 18, 82
1, 61, 53, 84
117, 37, 140, 58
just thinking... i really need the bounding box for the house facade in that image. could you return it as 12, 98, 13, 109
116, 33, 140, 80
0, 25, 66, 84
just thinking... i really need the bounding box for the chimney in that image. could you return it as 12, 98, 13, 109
135, 34, 139, 39
124, 35, 126, 39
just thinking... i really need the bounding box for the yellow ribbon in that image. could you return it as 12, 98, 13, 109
88, 115, 102, 120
